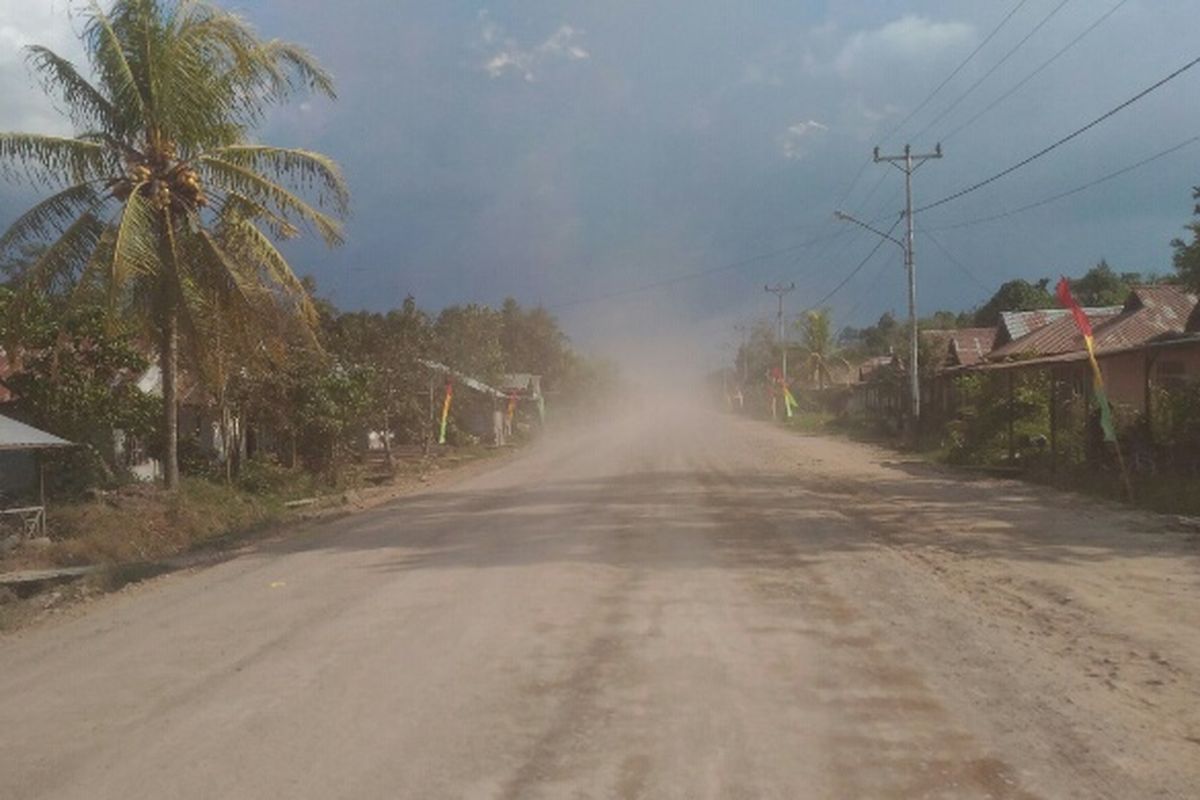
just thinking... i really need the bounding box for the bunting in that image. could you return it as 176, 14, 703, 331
1056, 277, 1132, 500
1055, 277, 1116, 443
438, 380, 453, 445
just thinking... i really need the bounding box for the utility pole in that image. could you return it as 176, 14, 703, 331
874, 143, 941, 429
837, 143, 942, 434
764, 283, 796, 382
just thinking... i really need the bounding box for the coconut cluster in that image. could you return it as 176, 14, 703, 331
107, 142, 208, 211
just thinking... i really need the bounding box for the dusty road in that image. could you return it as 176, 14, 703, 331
2, 407, 1198, 799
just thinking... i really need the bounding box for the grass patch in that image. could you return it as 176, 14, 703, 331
36, 477, 286, 568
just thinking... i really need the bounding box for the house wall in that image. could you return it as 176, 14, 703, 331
1151, 343, 1200, 385
1099, 341, 1200, 414
1098, 352, 1146, 413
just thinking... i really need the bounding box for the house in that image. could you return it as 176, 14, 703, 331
857, 354, 897, 383
986, 308, 1123, 363
418, 359, 508, 443
115, 364, 241, 480
499, 373, 542, 400
0, 414, 73, 538
970, 285, 1199, 414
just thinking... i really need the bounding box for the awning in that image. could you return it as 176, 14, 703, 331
418, 359, 505, 398
0, 414, 73, 451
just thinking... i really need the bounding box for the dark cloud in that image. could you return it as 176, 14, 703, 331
2, 0, 1199, 357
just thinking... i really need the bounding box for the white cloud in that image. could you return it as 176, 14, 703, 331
481, 18, 590, 82
0, 1, 87, 134
780, 119, 828, 160
835, 15, 974, 76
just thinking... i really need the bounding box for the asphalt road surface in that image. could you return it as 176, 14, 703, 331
2, 407, 1198, 799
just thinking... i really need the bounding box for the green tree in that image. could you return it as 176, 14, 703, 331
1070, 260, 1144, 306
1171, 185, 1200, 292
500, 298, 569, 386
796, 308, 844, 389
0, 0, 348, 488
0, 286, 158, 478
971, 279, 1054, 327
329, 297, 433, 452
863, 312, 903, 356
736, 319, 778, 388
434, 304, 506, 382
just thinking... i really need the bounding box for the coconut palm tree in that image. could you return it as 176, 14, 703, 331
0, 0, 348, 488
797, 308, 850, 390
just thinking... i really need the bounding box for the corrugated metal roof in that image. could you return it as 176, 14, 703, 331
947, 327, 996, 366
998, 309, 1067, 341
418, 359, 505, 397
997, 306, 1121, 343
1092, 285, 1197, 350
857, 354, 896, 382
985, 286, 1197, 363
989, 308, 1122, 361
0, 414, 73, 451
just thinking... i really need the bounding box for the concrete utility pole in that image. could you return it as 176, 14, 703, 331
836, 143, 942, 431
764, 283, 796, 382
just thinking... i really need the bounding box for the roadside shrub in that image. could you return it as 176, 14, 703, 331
236, 457, 316, 498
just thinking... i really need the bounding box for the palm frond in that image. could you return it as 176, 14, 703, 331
199, 155, 344, 245
204, 145, 348, 214
19, 211, 110, 296
220, 216, 318, 330
25, 46, 117, 132
0, 134, 110, 187
214, 190, 300, 240
184, 222, 259, 311
257, 40, 336, 100
81, 1, 149, 133
109, 187, 162, 296
0, 182, 107, 261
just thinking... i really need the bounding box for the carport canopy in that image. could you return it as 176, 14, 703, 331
0, 414, 73, 451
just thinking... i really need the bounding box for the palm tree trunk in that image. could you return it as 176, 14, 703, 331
161, 296, 180, 490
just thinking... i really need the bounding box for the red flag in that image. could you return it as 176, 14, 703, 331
1056, 277, 1093, 340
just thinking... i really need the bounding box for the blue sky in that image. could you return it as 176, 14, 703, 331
2, 1, 1199, 365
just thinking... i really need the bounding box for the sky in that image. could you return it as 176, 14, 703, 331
2, 0, 1199, 369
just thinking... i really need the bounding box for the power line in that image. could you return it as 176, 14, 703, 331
927, 133, 1200, 231
916, 53, 1200, 214
913, 0, 1074, 141
834, 0, 1031, 210
943, 0, 1131, 143
877, 0, 1033, 146
800, 217, 903, 313
916, 222, 992, 293
830, 249, 897, 326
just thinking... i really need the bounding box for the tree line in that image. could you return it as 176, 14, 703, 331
0, 264, 615, 486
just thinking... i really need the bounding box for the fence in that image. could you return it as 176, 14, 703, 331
861, 359, 1200, 478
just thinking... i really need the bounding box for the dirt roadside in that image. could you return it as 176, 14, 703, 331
0, 446, 521, 634
738, 417, 1200, 798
